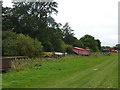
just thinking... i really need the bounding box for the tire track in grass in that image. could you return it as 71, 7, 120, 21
47, 58, 109, 88
53, 58, 110, 88
71, 57, 117, 88
79, 56, 118, 88
75, 56, 117, 88
97, 56, 118, 88
53, 55, 117, 88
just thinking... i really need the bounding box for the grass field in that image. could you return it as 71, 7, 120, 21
2, 53, 118, 88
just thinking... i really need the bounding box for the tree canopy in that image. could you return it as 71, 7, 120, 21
112, 44, 120, 50
2, 1, 109, 57
80, 34, 101, 52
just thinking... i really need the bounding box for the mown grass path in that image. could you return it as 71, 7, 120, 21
2, 54, 118, 88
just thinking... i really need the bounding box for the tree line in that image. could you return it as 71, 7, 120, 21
2, 1, 118, 57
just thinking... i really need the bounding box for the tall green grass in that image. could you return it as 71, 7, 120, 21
9, 55, 78, 72
8, 53, 114, 72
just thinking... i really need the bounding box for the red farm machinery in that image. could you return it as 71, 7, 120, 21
73, 47, 90, 56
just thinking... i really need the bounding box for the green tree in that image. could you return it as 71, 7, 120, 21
2, 2, 65, 53
80, 34, 99, 52
63, 35, 76, 45
95, 39, 101, 51
61, 22, 84, 49
2, 2, 58, 37
62, 22, 74, 38
42, 40, 54, 51
63, 34, 84, 48
101, 46, 111, 49
38, 27, 63, 51
2, 30, 17, 40
2, 7, 13, 30
73, 39, 84, 48
113, 44, 120, 50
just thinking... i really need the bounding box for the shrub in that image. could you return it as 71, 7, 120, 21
16, 34, 43, 57
2, 38, 17, 56
2, 31, 43, 57
2, 31, 17, 56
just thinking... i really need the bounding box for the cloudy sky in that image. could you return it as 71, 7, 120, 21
3, 0, 119, 46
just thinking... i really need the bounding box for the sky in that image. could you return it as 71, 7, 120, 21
2, 0, 119, 46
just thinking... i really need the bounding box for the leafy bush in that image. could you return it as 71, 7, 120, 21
2, 31, 43, 57
2, 31, 17, 56
16, 34, 43, 57
2, 38, 17, 56
2, 30, 17, 40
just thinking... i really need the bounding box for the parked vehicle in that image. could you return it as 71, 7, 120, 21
42, 52, 54, 57
73, 47, 90, 56
42, 52, 67, 57
102, 48, 118, 54
111, 50, 118, 53
101, 49, 111, 56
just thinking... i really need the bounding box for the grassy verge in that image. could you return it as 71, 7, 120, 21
2, 53, 118, 88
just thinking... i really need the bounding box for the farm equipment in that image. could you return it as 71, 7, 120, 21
101, 48, 118, 56
42, 52, 67, 58
53, 52, 65, 58
73, 47, 90, 56
42, 52, 54, 57
111, 50, 118, 53
101, 49, 111, 56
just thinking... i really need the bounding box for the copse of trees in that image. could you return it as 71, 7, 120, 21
101, 46, 111, 50
2, 1, 76, 53
2, 2, 58, 32
112, 44, 120, 50
2, 1, 103, 57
